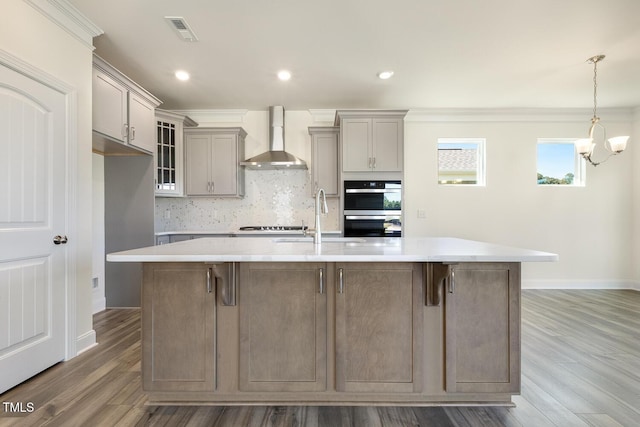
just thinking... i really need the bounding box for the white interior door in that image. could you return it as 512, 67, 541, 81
0, 63, 67, 393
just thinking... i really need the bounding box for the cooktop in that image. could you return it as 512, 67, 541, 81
238, 225, 307, 231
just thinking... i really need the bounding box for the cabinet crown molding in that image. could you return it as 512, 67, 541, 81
308, 126, 339, 135
93, 54, 161, 106
156, 109, 198, 127
172, 110, 249, 125
184, 127, 247, 137
334, 109, 409, 126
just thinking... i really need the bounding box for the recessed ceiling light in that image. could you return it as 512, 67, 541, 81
377, 71, 394, 80
277, 70, 292, 81
175, 70, 190, 81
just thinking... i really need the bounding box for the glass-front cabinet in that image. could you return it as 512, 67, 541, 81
155, 110, 197, 197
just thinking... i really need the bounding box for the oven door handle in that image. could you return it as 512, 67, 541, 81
344, 210, 402, 216
345, 215, 389, 220
345, 188, 401, 194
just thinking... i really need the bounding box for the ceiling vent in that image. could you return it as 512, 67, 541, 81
165, 16, 198, 42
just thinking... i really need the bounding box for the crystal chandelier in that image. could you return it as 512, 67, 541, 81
574, 55, 629, 166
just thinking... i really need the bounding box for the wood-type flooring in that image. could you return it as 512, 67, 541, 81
1, 289, 638, 426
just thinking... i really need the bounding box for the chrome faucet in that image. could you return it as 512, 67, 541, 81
305, 188, 328, 245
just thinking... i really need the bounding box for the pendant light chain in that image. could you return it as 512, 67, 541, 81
592, 59, 598, 121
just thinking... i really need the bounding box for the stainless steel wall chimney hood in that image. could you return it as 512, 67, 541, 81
241, 106, 307, 170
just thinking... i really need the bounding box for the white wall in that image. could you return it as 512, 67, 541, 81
404, 109, 636, 289
632, 108, 640, 284
3, 0, 97, 353
92, 153, 105, 313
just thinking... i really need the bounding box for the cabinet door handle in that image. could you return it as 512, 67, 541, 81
338, 268, 344, 294
207, 268, 213, 293
130, 126, 136, 141
368, 157, 372, 168
123, 124, 129, 140
319, 267, 324, 294
448, 269, 455, 294
373, 157, 376, 168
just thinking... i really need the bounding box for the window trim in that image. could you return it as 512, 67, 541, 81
437, 138, 486, 186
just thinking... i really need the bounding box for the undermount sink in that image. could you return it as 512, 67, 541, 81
272, 237, 367, 243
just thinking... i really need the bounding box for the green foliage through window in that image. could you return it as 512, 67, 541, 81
537, 173, 574, 185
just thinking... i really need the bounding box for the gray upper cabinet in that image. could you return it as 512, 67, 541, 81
92, 54, 160, 155
128, 92, 156, 153
444, 262, 521, 394
308, 126, 339, 197
155, 110, 197, 197
185, 127, 246, 197
92, 68, 127, 143
336, 110, 407, 173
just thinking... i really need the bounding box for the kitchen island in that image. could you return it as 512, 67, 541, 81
107, 237, 557, 406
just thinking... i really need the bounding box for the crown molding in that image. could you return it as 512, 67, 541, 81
308, 109, 336, 123
25, 0, 103, 49
405, 108, 634, 123
171, 109, 249, 125
155, 109, 198, 127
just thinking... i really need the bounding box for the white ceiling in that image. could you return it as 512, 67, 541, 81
69, 0, 640, 111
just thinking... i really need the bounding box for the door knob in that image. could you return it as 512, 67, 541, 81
53, 235, 68, 245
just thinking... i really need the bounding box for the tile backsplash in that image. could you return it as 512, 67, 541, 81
155, 169, 340, 232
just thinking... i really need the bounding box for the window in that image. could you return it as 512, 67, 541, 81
437, 138, 485, 185
537, 139, 585, 186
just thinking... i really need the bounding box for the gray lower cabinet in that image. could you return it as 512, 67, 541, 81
335, 262, 423, 393
155, 235, 170, 245
169, 234, 214, 243
142, 263, 216, 392
238, 262, 327, 392
140, 261, 520, 404
444, 262, 520, 393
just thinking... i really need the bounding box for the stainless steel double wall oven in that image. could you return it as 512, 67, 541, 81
343, 180, 402, 237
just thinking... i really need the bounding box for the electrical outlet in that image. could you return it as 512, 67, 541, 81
417, 209, 426, 219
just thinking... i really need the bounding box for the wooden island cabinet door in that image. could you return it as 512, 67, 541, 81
444, 262, 521, 394
238, 262, 327, 392
142, 263, 216, 392
335, 263, 423, 393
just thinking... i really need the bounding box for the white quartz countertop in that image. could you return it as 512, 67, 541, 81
155, 230, 342, 236
107, 237, 558, 263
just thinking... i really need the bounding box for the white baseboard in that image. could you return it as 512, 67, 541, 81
75, 329, 97, 355
522, 279, 640, 291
